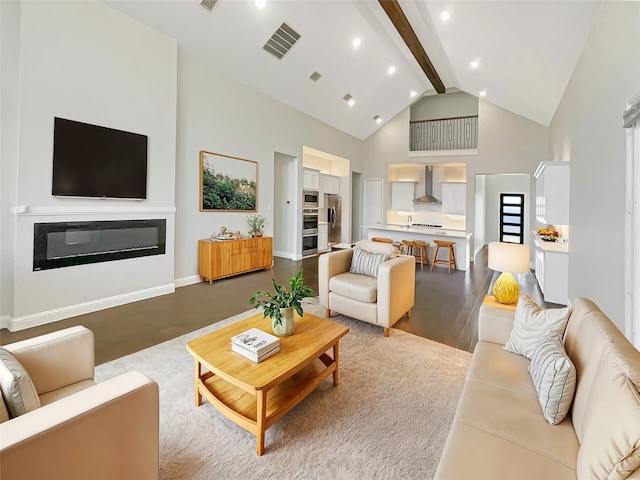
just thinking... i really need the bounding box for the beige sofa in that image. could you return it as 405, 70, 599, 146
318, 240, 415, 336
0, 326, 159, 480
435, 297, 640, 479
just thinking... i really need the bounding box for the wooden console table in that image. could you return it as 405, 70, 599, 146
198, 237, 272, 285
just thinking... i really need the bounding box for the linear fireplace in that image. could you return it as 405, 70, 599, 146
33, 219, 166, 271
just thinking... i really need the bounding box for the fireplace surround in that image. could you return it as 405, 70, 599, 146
33, 219, 166, 271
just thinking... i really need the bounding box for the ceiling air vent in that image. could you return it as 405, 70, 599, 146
263, 22, 301, 60
200, 0, 218, 12
309, 71, 322, 82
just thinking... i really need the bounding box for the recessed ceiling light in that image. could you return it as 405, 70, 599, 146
348, 99, 355, 107
470, 60, 479, 69
440, 11, 450, 21
373, 115, 382, 124
388, 66, 396, 75
479, 89, 487, 97
352, 37, 361, 48
255, 0, 266, 9
410, 90, 417, 98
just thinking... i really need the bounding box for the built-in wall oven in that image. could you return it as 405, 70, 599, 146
303, 190, 319, 208
302, 208, 318, 256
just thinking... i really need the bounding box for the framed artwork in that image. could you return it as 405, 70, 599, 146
199, 150, 258, 212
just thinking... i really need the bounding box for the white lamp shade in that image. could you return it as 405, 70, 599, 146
488, 242, 530, 274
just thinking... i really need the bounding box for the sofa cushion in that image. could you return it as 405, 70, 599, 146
349, 246, 390, 278
0, 348, 41, 418
329, 272, 377, 303
504, 295, 571, 359
528, 330, 576, 425
0, 393, 9, 423
355, 240, 398, 258
576, 348, 640, 480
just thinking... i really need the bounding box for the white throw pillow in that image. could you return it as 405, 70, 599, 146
0, 347, 41, 418
504, 294, 571, 359
528, 330, 576, 425
350, 246, 390, 278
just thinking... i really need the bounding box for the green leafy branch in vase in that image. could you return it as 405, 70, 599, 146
249, 271, 314, 327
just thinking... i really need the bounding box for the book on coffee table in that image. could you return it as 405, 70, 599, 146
231, 328, 279, 355
231, 342, 280, 363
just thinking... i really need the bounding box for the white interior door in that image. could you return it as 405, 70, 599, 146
363, 178, 384, 235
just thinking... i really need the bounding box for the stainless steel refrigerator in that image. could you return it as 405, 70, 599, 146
325, 194, 342, 245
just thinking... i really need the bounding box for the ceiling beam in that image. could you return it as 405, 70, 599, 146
378, 0, 446, 94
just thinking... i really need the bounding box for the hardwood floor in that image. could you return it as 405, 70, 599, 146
0, 246, 553, 364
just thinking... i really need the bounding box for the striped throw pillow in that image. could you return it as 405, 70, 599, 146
528, 329, 576, 425
349, 246, 390, 278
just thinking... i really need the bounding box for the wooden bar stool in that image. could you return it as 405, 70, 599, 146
431, 240, 458, 273
401, 240, 430, 270
371, 237, 393, 243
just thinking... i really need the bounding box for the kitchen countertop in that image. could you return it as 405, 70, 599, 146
369, 224, 471, 239
533, 236, 569, 253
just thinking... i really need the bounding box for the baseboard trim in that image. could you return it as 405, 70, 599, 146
174, 275, 201, 288
273, 250, 296, 260
8, 283, 175, 332
0, 315, 13, 330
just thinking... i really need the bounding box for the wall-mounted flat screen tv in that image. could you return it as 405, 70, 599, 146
52, 117, 148, 199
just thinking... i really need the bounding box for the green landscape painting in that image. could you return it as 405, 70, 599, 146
200, 150, 257, 212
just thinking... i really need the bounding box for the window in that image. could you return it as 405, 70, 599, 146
499, 194, 524, 244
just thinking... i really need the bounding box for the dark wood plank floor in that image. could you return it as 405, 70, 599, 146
0, 247, 553, 364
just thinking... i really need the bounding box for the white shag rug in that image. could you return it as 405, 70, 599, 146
96, 302, 471, 479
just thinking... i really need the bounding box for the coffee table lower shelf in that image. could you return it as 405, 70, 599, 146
195, 353, 336, 455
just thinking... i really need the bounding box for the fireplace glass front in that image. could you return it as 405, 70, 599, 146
33, 219, 166, 271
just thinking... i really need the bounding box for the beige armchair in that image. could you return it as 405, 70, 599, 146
0, 326, 159, 480
319, 241, 415, 336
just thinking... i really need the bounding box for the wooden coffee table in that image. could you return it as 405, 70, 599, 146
186, 312, 349, 455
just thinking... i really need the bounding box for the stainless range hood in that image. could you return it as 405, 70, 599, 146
414, 165, 441, 204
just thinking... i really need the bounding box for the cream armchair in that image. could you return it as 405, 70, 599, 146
0, 326, 159, 480
319, 241, 415, 336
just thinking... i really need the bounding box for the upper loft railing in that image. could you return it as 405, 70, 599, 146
410, 115, 478, 151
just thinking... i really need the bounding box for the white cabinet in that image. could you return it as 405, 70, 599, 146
319, 173, 340, 208
391, 182, 416, 211
442, 182, 466, 214
534, 162, 570, 225
534, 243, 568, 305
303, 168, 320, 190
320, 174, 340, 195
318, 223, 329, 253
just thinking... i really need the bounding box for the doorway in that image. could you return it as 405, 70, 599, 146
499, 193, 525, 244
273, 152, 297, 259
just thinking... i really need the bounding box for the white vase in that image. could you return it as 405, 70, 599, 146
272, 307, 295, 336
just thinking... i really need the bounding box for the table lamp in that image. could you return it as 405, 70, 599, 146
488, 242, 531, 305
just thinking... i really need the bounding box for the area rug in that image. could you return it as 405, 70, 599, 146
96, 301, 471, 479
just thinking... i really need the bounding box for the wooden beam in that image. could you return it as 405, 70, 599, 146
378, 0, 446, 94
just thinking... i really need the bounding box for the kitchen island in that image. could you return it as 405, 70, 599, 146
366, 225, 472, 271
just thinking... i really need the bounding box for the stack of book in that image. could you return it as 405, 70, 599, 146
231, 328, 280, 363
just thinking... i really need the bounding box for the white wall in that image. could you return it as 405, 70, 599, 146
0, 1, 21, 321
549, 1, 640, 330
410, 91, 479, 121
174, 54, 363, 279
474, 175, 487, 255
4, 0, 178, 329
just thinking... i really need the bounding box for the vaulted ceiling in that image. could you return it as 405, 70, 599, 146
102, 0, 604, 140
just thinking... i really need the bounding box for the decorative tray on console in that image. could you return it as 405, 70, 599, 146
211, 234, 238, 241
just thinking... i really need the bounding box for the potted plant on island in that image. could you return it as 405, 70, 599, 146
246, 213, 265, 238
249, 270, 314, 336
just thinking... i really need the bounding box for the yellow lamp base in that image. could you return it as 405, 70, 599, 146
493, 272, 520, 305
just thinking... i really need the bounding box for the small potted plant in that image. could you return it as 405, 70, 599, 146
246, 213, 265, 237
249, 271, 314, 336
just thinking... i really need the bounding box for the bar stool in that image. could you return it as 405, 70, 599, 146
371, 237, 393, 243
431, 240, 458, 273
401, 240, 430, 270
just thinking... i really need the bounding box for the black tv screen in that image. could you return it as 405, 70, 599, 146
52, 117, 148, 199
